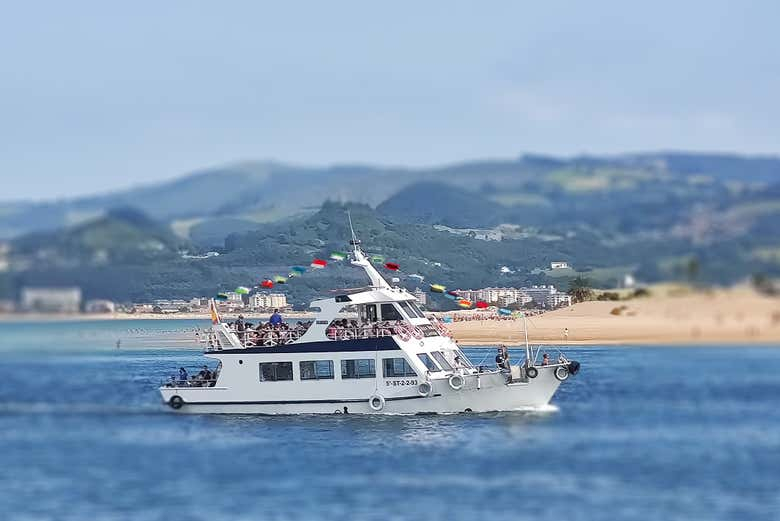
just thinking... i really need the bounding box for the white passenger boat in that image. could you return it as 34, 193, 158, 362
159, 239, 580, 414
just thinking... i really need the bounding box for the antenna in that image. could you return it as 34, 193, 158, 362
347, 209, 360, 251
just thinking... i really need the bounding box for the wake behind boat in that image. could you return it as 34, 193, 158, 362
159, 235, 580, 414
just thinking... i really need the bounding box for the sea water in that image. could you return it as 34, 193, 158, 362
1, 320, 778, 521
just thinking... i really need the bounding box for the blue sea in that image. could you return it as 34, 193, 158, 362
1, 320, 778, 521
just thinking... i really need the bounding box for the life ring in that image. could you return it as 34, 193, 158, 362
411, 327, 424, 340
418, 381, 433, 397
169, 395, 184, 409
448, 374, 465, 390
526, 366, 538, 379
555, 366, 570, 381
368, 394, 385, 411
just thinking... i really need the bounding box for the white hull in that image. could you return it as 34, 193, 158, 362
159, 366, 563, 415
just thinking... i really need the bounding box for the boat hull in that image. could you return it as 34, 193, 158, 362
159, 366, 563, 415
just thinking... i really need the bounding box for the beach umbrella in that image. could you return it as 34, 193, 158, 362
457, 299, 472, 309
215, 293, 229, 301
498, 308, 512, 316
384, 262, 400, 271
291, 266, 307, 275
311, 258, 327, 269
273, 275, 287, 284
261, 279, 274, 289
430, 284, 446, 293
235, 286, 250, 295
330, 251, 347, 261
476, 301, 488, 309
370, 254, 385, 264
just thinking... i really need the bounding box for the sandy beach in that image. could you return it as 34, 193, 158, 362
448, 286, 780, 345
2, 285, 779, 345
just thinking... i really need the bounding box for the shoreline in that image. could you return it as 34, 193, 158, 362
2, 286, 778, 346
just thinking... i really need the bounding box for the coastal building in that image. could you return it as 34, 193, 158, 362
85, 299, 116, 313
523, 285, 571, 309
413, 287, 427, 306
20, 287, 82, 313
250, 292, 288, 310
550, 261, 570, 270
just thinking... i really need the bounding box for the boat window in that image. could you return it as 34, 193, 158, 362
300, 360, 335, 380
258, 362, 293, 382
416, 353, 440, 372
363, 304, 378, 323
383, 357, 418, 378
455, 348, 474, 368
430, 351, 453, 371
400, 301, 423, 319
341, 359, 376, 379
410, 302, 426, 317
380, 303, 403, 321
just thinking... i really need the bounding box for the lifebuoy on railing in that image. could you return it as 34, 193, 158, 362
368, 394, 385, 411
418, 381, 433, 397
554, 366, 570, 381
526, 366, 538, 379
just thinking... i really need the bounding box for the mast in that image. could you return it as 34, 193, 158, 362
347, 210, 391, 289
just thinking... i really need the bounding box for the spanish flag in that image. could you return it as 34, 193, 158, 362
209, 299, 221, 325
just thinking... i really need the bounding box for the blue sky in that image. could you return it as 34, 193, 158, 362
1, 1, 777, 200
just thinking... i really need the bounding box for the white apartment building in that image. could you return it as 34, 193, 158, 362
250, 292, 288, 310
21, 287, 82, 313
523, 285, 571, 309
412, 287, 427, 306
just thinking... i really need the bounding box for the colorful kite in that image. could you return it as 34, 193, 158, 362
273, 275, 287, 284
384, 262, 400, 271
370, 254, 385, 264
330, 251, 347, 261
498, 308, 512, 316
430, 284, 446, 293
291, 266, 307, 275
235, 286, 250, 295
215, 293, 229, 301
261, 279, 274, 289
457, 299, 472, 308
475, 301, 488, 309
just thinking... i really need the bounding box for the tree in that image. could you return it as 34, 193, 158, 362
568, 276, 594, 303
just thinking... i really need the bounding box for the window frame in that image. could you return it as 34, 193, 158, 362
430, 351, 454, 371
258, 361, 294, 382
341, 358, 376, 379
299, 360, 335, 380
417, 353, 441, 372
380, 303, 403, 321
383, 357, 418, 378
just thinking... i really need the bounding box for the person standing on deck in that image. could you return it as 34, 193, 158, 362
270, 309, 283, 326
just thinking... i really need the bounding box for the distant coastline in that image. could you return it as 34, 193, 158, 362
2, 285, 778, 346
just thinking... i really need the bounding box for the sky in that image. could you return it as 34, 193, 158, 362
1, 1, 778, 201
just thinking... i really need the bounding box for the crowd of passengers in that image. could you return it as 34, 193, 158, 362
325, 318, 411, 340
168, 365, 220, 387
224, 310, 314, 346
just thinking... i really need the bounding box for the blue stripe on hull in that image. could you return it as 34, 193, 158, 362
182, 394, 439, 406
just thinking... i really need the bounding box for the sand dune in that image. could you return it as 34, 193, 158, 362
448, 287, 780, 345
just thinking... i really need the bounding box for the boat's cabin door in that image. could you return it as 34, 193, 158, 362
362, 304, 378, 323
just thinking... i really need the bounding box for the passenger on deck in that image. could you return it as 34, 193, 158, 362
199, 365, 213, 381
542, 353, 550, 365
178, 367, 188, 384
270, 309, 283, 326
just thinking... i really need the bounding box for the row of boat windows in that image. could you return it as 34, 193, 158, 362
258, 357, 424, 382
259, 358, 405, 382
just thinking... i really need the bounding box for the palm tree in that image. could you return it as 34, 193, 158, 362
568, 276, 593, 303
